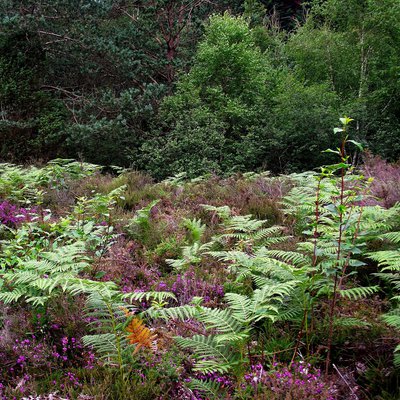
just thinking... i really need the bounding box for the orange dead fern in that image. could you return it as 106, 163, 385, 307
124, 312, 157, 354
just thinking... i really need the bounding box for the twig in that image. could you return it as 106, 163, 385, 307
332, 363, 359, 400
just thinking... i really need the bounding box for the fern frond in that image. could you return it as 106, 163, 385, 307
251, 226, 285, 241
251, 275, 275, 289
0, 288, 27, 304
0, 242, 97, 304
381, 232, 400, 244
122, 291, 177, 304
146, 304, 199, 321
223, 215, 267, 234
187, 379, 222, 399
126, 317, 157, 354
82, 333, 130, 365
369, 251, 400, 271
183, 218, 206, 244
382, 313, 400, 330
339, 286, 380, 300
333, 317, 371, 327
201, 204, 232, 220
253, 280, 298, 306
275, 307, 303, 322
263, 250, 310, 268
206, 250, 252, 264
174, 335, 235, 373
67, 279, 120, 298
197, 308, 243, 334
381, 308, 400, 368
224, 293, 252, 322
25, 295, 51, 306
166, 242, 206, 271
213, 332, 249, 344
394, 345, 400, 368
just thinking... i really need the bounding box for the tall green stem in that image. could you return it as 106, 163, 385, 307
325, 126, 348, 373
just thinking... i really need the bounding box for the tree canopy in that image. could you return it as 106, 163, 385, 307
1, 0, 399, 176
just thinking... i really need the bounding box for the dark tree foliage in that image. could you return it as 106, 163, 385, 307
0, 29, 60, 160
287, 0, 400, 162
0, 0, 222, 164
0, 0, 399, 176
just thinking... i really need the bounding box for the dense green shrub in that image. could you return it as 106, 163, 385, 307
137, 14, 278, 178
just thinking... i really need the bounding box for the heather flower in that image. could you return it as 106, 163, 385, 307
170, 268, 224, 305
16, 356, 26, 365
196, 371, 232, 388
65, 371, 81, 387
242, 362, 337, 399
362, 153, 400, 207
84, 351, 96, 369
0, 200, 36, 227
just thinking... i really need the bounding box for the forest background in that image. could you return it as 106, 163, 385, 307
1, 0, 399, 177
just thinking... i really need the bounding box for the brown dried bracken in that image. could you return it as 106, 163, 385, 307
125, 316, 157, 354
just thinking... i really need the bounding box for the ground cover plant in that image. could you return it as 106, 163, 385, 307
0, 118, 399, 399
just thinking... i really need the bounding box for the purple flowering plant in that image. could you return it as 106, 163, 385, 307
240, 362, 337, 400
0, 200, 36, 227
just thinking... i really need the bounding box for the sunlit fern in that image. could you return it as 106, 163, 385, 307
183, 217, 206, 244
147, 279, 298, 375
0, 159, 100, 203
0, 242, 89, 306
166, 217, 210, 271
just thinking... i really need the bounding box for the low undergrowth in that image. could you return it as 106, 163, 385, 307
0, 121, 399, 399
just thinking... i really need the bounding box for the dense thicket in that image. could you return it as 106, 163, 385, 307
1, 0, 399, 177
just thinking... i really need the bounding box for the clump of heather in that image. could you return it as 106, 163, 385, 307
99, 239, 161, 292
0, 200, 36, 227
195, 371, 233, 388
0, 335, 95, 387
120, 263, 161, 292
161, 268, 224, 305
0, 383, 5, 400
362, 153, 400, 208
242, 362, 338, 400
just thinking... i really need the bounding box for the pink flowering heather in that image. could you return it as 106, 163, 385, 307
0, 200, 36, 227
169, 268, 224, 305
243, 362, 338, 400
361, 153, 400, 208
